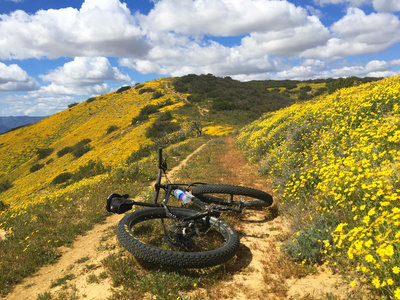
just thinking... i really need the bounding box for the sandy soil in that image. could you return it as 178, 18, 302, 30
4, 138, 348, 300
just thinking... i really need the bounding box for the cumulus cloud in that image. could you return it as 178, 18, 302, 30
0, 0, 149, 59
302, 8, 400, 59
313, 0, 400, 11
373, 0, 400, 11
0, 62, 39, 92
141, 0, 314, 36
124, 0, 329, 78
37, 56, 130, 96
276, 58, 399, 79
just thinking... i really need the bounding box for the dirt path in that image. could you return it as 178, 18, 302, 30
5, 143, 210, 300
5, 137, 346, 300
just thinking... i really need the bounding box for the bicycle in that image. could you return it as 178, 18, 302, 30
106, 148, 273, 268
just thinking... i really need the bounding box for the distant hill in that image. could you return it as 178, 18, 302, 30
0, 116, 46, 134
0, 75, 382, 210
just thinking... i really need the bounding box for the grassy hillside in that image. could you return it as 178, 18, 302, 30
238, 75, 400, 299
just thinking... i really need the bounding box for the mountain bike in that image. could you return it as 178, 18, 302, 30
106, 148, 273, 268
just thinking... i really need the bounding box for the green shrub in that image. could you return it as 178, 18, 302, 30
157, 111, 173, 121
138, 87, 156, 94
57, 146, 72, 157
0, 200, 9, 211
131, 104, 161, 125
116, 86, 131, 93
145, 119, 181, 139
86, 97, 96, 103
106, 125, 119, 134
36, 148, 53, 159
71, 144, 92, 158
30, 163, 44, 173
134, 83, 144, 89
152, 91, 163, 99
126, 145, 153, 164
52, 172, 73, 184
282, 218, 334, 264
57, 139, 92, 158
68, 103, 78, 108
71, 160, 108, 183
0, 180, 13, 193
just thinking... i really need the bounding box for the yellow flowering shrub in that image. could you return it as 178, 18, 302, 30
238, 75, 400, 298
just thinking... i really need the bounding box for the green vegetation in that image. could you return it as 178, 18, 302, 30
131, 100, 173, 125
52, 172, 73, 184
116, 86, 131, 93
0, 180, 13, 193
326, 76, 382, 94
138, 87, 156, 94
145, 115, 181, 140
106, 125, 119, 134
68, 103, 79, 108
56, 139, 92, 158
36, 148, 53, 160
30, 163, 44, 173
50, 274, 76, 288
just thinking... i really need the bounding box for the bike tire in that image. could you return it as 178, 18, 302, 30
116, 207, 239, 268
192, 184, 273, 208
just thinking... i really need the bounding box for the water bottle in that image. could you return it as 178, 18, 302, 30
173, 189, 193, 204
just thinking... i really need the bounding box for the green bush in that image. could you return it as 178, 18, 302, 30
157, 111, 173, 121
0, 180, 13, 193
152, 91, 163, 99
71, 160, 108, 183
86, 97, 96, 103
57, 146, 72, 157
0, 200, 9, 211
52, 172, 73, 184
138, 87, 156, 94
145, 119, 181, 139
106, 125, 119, 134
68, 103, 78, 108
282, 218, 335, 264
134, 83, 144, 89
116, 86, 131, 93
126, 145, 153, 164
36, 148, 53, 159
30, 163, 44, 173
71, 144, 92, 158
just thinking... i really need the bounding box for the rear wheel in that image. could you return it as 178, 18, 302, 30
116, 207, 239, 268
192, 184, 273, 208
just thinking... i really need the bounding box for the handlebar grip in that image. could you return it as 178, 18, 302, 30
158, 147, 163, 169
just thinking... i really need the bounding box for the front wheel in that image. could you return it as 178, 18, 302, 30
192, 184, 273, 208
116, 207, 239, 268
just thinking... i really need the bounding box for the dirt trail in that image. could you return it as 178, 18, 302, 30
5, 143, 209, 300
5, 137, 346, 300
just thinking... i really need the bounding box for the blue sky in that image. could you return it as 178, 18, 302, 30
1, 0, 400, 116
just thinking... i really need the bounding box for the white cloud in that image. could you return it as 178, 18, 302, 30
141, 0, 313, 36
373, 0, 400, 11
313, 0, 400, 11
313, 0, 370, 6
302, 8, 400, 59
0, 93, 77, 116
0, 0, 149, 59
125, 0, 329, 78
276, 58, 399, 79
37, 56, 130, 96
0, 62, 39, 91
239, 15, 329, 57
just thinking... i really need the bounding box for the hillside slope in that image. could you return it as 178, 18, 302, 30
238, 75, 400, 299
0, 78, 232, 211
